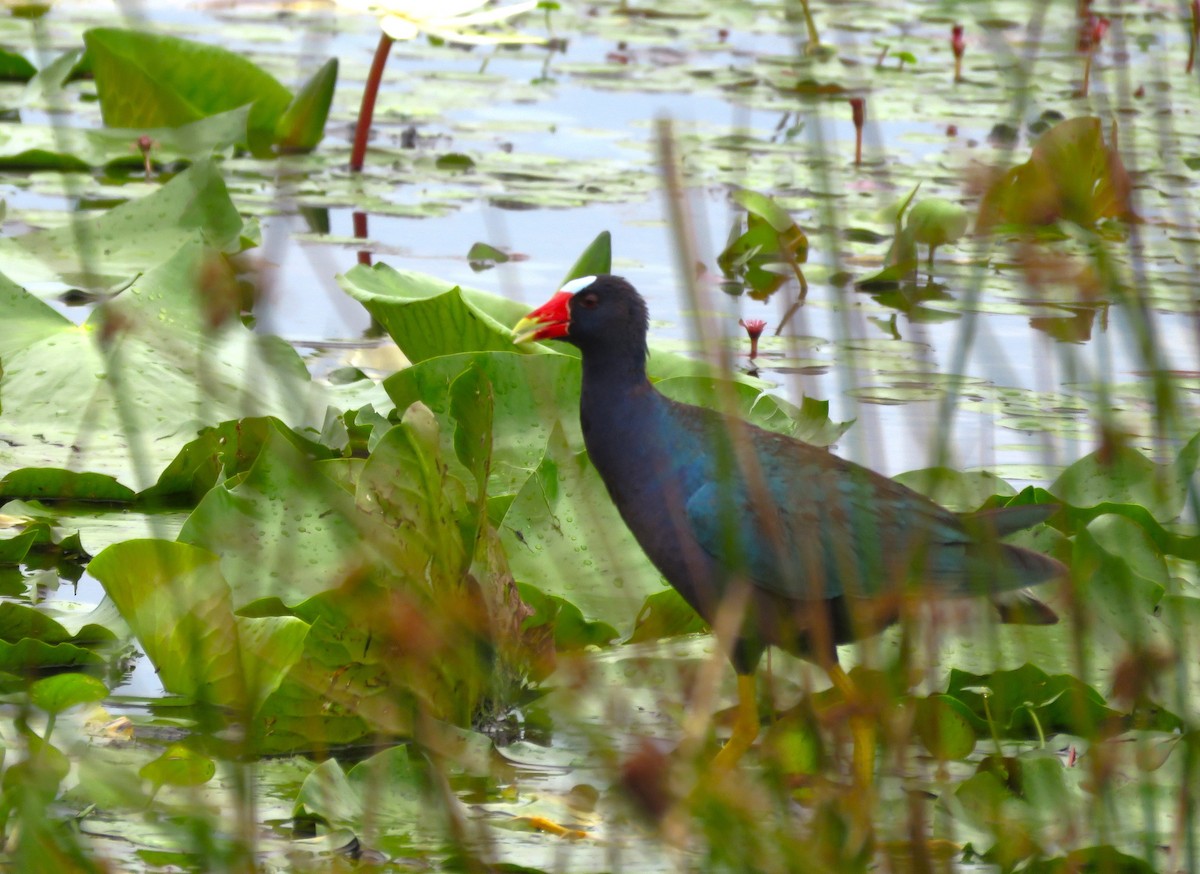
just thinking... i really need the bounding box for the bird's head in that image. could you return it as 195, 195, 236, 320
512, 275, 649, 354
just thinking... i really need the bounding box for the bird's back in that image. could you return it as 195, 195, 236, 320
658, 396, 1063, 604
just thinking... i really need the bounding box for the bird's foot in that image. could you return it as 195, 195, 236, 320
712, 674, 761, 770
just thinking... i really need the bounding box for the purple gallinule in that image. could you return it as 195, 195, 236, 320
512, 275, 1065, 774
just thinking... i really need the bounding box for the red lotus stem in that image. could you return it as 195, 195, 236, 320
951, 24, 964, 82
739, 318, 766, 358
353, 211, 371, 266
849, 97, 865, 166
351, 32, 394, 173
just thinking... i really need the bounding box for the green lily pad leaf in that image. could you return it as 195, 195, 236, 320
0, 239, 318, 496
945, 663, 1121, 739
0, 600, 111, 649
293, 757, 359, 825
28, 673, 107, 715
0, 470, 136, 504
294, 746, 426, 830
655, 377, 852, 447
0, 601, 73, 644
435, 152, 475, 171
84, 28, 293, 155
561, 230, 612, 284
275, 58, 337, 154
517, 582, 620, 651
856, 184, 921, 287
0, 160, 246, 297
907, 198, 968, 248
626, 587, 707, 644
1050, 431, 1200, 521
893, 467, 1017, 512
467, 241, 510, 271
89, 538, 308, 713
915, 694, 977, 760
0, 527, 38, 564
1023, 847, 1159, 874
1071, 526, 1167, 646
0, 107, 251, 171
978, 117, 1136, 231
0, 638, 104, 671
139, 743, 216, 788
0, 47, 36, 81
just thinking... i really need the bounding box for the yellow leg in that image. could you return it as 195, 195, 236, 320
713, 673, 760, 770
827, 663, 875, 787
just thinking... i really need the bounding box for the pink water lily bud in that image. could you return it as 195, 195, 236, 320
739, 318, 767, 358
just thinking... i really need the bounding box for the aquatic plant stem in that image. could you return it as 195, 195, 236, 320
351, 32, 394, 173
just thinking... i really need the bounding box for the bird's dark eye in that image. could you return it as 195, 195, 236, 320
578, 293, 600, 309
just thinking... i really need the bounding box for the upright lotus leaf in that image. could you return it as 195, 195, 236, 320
0, 638, 104, 671
179, 421, 401, 608
500, 423, 667, 634
141, 416, 335, 504
0, 160, 247, 297
20, 48, 82, 109
561, 230, 612, 285
339, 264, 527, 363
84, 28, 295, 155
178, 416, 503, 744
977, 117, 1135, 231
717, 189, 809, 298
856, 183, 921, 288
449, 365, 494, 502
358, 406, 469, 586
386, 351, 581, 500
906, 197, 968, 270
89, 538, 308, 713
275, 58, 338, 154
449, 365, 495, 567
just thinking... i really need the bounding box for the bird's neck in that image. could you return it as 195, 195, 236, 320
578, 345, 660, 472
579, 343, 649, 400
